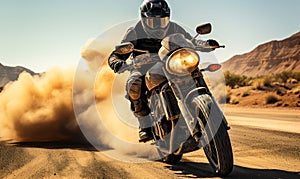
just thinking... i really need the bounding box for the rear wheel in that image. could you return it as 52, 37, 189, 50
192, 94, 233, 176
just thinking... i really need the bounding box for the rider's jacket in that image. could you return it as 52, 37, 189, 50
108, 21, 194, 72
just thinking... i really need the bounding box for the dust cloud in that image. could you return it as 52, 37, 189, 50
0, 68, 85, 142
0, 37, 115, 143
0, 36, 157, 161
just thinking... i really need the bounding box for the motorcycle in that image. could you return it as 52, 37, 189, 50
115, 23, 233, 176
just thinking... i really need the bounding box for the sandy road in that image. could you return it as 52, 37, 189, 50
1, 107, 300, 179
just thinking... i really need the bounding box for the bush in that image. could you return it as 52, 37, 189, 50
265, 94, 279, 104
262, 76, 273, 87
241, 92, 250, 97
251, 78, 265, 90
229, 96, 239, 104
224, 71, 248, 88
275, 71, 300, 83
224, 71, 299, 89
251, 76, 274, 90
276, 89, 285, 96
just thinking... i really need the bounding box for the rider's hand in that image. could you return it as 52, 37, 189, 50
197, 39, 220, 52
206, 39, 220, 48
114, 61, 125, 73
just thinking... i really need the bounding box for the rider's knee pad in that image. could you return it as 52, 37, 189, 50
127, 77, 143, 100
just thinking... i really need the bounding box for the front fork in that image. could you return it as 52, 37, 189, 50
192, 69, 230, 130
167, 69, 230, 140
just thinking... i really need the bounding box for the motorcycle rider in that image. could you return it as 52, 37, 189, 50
108, 0, 219, 142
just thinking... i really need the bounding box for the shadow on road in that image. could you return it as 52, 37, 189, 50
10, 141, 98, 151
166, 161, 300, 179
2, 141, 112, 152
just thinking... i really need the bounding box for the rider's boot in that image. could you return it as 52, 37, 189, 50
131, 99, 153, 142
138, 116, 153, 142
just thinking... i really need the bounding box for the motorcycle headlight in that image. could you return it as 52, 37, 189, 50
166, 48, 200, 76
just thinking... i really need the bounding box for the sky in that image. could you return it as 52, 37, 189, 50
0, 0, 300, 72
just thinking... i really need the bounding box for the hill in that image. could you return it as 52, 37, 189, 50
222, 31, 300, 77
0, 63, 36, 87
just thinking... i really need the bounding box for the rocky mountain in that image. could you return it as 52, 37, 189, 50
222, 31, 300, 77
0, 63, 36, 87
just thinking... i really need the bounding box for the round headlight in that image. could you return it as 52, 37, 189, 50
166, 48, 200, 76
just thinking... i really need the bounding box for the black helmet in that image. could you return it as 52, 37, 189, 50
140, 0, 171, 38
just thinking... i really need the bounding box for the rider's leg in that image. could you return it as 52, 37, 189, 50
126, 71, 153, 141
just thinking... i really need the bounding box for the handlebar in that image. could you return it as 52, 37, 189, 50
116, 44, 225, 74
117, 56, 160, 74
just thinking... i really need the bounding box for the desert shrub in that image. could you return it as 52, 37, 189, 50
287, 78, 298, 84
265, 94, 279, 104
262, 76, 273, 87
294, 72, 300, 81
229, 96, 239, 104
223, 71, 299, 89
251, 76, 274, 90
224, 71, 248, 88
276, 89, 285, 96
292, 88, 300, 95
275, 71, 292, 83
241, 91, 250, 97
251, 78, 265, 90
275, 71, 300, 83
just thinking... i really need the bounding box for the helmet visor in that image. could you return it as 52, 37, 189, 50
143, 16, 169, 29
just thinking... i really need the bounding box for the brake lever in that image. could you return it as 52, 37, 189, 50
195, 45, 225, 51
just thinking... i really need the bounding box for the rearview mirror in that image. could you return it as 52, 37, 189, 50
196, 23, 212, 35
114, 42, 134, 54
206, 64, 222, 72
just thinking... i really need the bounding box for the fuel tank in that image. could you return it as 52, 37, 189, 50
145, 62, 167, 91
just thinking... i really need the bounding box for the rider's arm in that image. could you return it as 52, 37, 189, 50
108, 27, 138, 73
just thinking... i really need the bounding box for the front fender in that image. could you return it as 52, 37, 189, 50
185, 89, 231, 131
184, 87, 207, 104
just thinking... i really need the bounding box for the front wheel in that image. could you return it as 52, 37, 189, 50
192, 94, 233, 176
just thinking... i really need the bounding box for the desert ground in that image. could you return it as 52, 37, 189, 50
1, 107, 299, 179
